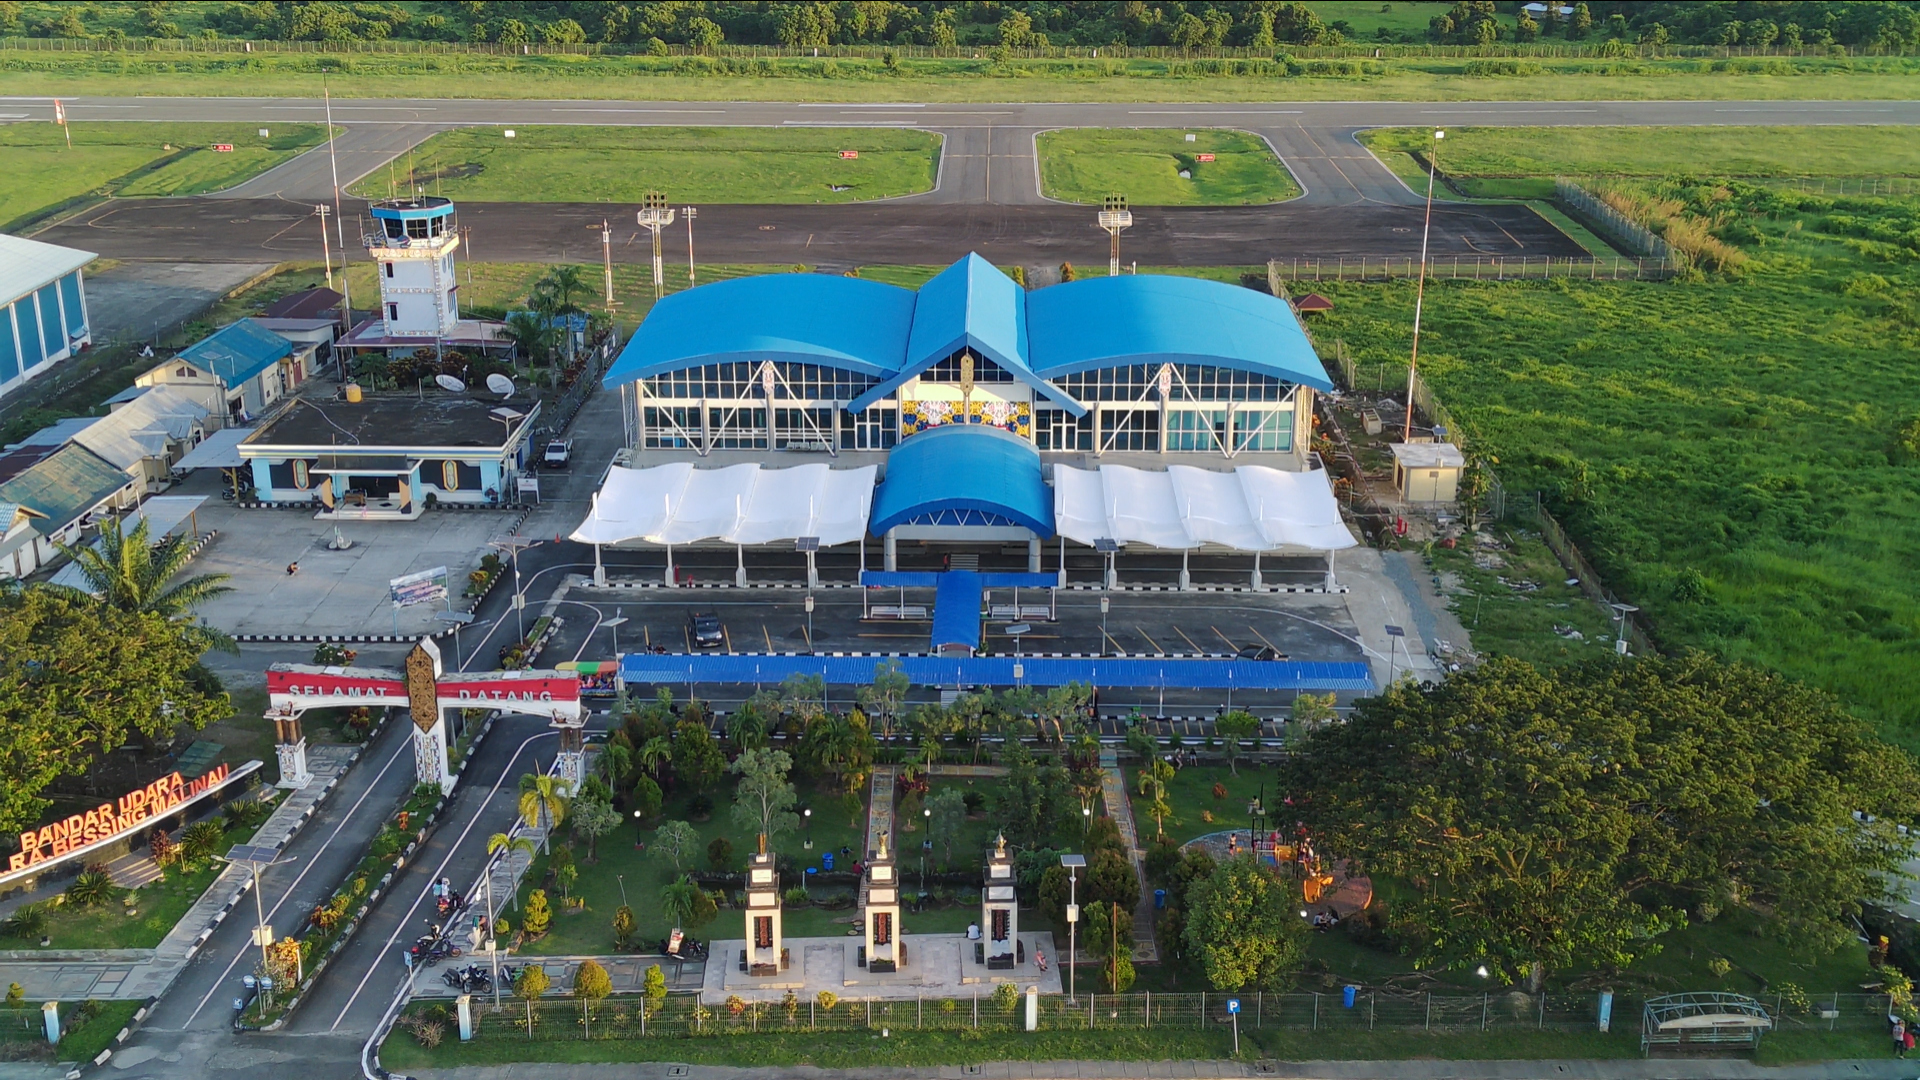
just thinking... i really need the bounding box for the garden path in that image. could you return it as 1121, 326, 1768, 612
857, 766, 896, 914
1097, 750, 1157, 964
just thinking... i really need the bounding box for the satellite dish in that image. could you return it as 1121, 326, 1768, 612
434, 374, 467, 393
486, 373, 514, 397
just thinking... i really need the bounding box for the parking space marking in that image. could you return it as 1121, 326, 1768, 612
1103, 628, 1129, 655
1211, 625, 1239, 652
762, 624, 774, 652
1249, 625, 1284, 655
1133, 625, 1164, 655
1173, 625, 1206, 654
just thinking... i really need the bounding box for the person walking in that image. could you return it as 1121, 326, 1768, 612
1894, 1017, 1908, 1058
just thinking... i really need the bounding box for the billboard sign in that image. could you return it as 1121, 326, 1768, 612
390, 566, 450, 608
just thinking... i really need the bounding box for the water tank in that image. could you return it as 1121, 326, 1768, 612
344, 383, 363, 403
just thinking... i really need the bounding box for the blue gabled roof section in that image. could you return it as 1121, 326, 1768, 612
869, 424, 1054, 537
603, 273, 917, 384
176, 318, 293, 389
1025, 275, 1333, 391
604, 256, 1330, 400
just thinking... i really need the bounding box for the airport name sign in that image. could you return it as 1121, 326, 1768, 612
5, 761, 258, 878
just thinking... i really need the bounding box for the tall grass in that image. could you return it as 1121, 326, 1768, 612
1594, 185, 1747, 272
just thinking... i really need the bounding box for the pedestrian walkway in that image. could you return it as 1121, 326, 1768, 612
402, 1058, 1920, 1080
412, 951, 702, 1000
1098, 750, 1158, 963
0, 745, 358, 1001
857, 765, 896, 913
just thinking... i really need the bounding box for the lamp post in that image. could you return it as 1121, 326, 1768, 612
803, 807, 813, 849
1082, 803, 1092, 841
921, 807, 932, 894
1060, 853, 1085, 1004
1403, 129, 1443, 443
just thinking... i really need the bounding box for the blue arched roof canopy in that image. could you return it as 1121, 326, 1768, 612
869, 424, 1054, 537
604, 256, 1331, 400
1025, 275, 1333, 390
603, 273, 915, 384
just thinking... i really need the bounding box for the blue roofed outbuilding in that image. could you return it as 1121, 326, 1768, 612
175, 318, 293, 388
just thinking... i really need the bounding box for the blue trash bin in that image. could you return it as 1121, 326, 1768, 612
822, 852, 834, 872
1342, 985, 1357, 1009
1154, 889, 1166, 909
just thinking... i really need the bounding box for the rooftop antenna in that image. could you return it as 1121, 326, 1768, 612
1098, 194, 1132, 278
636, 192, 675, 300
1404, 130, 1443, 443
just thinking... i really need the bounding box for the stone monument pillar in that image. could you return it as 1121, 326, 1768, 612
982, 833, 1018, 969
863, 831, 902, 972
744, 834, 784, 976
271, 711, 312, 790
406, 638, 455, 794
553, 719, 586, 789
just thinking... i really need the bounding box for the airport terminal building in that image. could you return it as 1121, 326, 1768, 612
605, 254, 1326, 466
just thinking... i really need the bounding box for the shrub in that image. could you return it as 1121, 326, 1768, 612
1211, 782, 1227, 800
707, 836, 734, 870
3, 904, 47, 940
179, 820, 225, 860
993, 982, 1021, 1013
815, 989, 837, 1011
5, 983, 22, 1008
725, 994, 746, 1016
312, 642, 357, 665
148, 828, 180, 869
414, 1019, 444, 1048
65, 868, 118, 908
612, 905, 636, 949
522, 889, 553, 937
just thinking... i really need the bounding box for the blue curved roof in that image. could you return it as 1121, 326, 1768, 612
605, 256, 1330, 401
1026, 275, 1332, 390
869, 424, 1054, 537
604, 273, 916, 382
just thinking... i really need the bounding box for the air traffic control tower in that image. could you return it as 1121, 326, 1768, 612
365, 196, 460, 339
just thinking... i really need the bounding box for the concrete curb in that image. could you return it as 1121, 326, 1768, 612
586, 580, 1344, 594
61, 995, 157, 1080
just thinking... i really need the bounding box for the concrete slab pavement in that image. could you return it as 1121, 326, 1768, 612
80, 262, 276, 345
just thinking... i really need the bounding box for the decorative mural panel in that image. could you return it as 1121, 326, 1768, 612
901, 399, 1030, 439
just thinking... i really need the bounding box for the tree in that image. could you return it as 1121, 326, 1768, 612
1567, 2, 1592, 39
573, 958, 611, 1035
856, 660, 911, 741
502, 310, 558, 372
629, 775, 663, 821
1137, 758, 1175, 837
1184, 855, 1307, 991
803, 712, 875, 794
706, 835, 734, 870
1291, 691, 1337, 728
571, 795, 620, 861
1085, 899, 1136, 992
685, 15, 722, 52
725, 699, 771, 753
513, 963, 549, 1034
1215, 710, 1258, 775
925, 786, 968, 866
996, 10, 1032, 45
518, 773, 571, 850
730, 748, 801, 848
1514, 10, 1538, 41
521, 889, 553, 937
54, 515, 234, 651
1281, 654, 1920, 988
638, 735, 673, 778
661, 874, 716, 930
1059, 261, 1076, 283
0, 587, 229, 835
641, 963, 667, 1018
653, 820, 699, 872
486, 832, 535, 909
612, 904, 636, 950
670, 720, 726, 794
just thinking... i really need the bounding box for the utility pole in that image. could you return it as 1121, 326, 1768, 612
324, 73, 353, 337
315, 205, 333, 289
636, 192, 675, 300
1097, 194, 1132, 278
600, 219, 616, 307
1404, 130, 1443, 443
682, 206, 698, 287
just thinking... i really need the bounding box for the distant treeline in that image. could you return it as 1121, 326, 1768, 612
4, 1, 1917, 51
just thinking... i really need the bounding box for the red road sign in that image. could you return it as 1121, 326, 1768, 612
212, 143, 234, 152
1195, 153, 1216, 163
839, 150, 859, 159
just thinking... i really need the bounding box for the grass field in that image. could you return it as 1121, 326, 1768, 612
1304, 204, 1920, 747
351, 127, 942, 204
1362, 125, 1920, 185
14, 817, 265, 950
1037, 128, 1299, 205
4, 51, 1919, 103
0, 122, 327, 231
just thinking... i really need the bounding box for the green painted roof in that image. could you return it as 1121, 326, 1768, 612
0, 444, 130, 530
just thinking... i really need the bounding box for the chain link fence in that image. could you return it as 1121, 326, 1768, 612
1273, 254, 1670, 284
418, 990, 1898, 1046
1555, 179, 1675, 263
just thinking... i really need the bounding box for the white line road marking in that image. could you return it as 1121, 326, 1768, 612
796, 103, 926, 108
550, 108, 730, 113
1128, 110, 1304, 115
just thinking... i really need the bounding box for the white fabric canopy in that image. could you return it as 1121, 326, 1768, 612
572, 462, 877, 547
1052, 463, 1355, 552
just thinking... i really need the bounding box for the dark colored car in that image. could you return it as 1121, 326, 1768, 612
1237, 644, 1284, 661
687, 610, 724, 649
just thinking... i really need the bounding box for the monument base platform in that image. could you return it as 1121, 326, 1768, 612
702, 932, 1060, 1004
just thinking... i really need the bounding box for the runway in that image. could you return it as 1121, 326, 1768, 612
18, 96, 1919, 264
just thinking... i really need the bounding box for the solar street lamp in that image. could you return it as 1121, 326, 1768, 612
1060, 853, 1086, 1003
1097, 194, 1132, 278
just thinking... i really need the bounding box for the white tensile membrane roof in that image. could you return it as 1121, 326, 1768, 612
1052, 464, 1356, 552
571, 462, 877, 547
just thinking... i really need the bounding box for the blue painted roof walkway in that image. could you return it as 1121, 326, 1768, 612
617, 653, 1374, 693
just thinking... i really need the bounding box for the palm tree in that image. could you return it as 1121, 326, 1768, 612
502, 310, 558, 374
486, 832, 537, 911
638, 736, 672, 780
54, 515, 234, 652
659, 875, 702, 931
536, 265, 589, 314
517, 773, 572, 852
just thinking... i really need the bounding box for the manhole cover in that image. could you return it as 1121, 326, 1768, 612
963, 1068, 983, 1076
668, 1067, 689, 1078
758, 225, 776, 231
1253, 1064, 1278, 1075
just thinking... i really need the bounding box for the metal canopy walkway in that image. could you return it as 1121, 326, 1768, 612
618, 653, 1373, 692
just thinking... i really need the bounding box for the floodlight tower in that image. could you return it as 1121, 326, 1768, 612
636, 192, 675, 300
1097, 194, 1132, 278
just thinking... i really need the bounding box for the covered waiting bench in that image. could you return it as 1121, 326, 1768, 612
1641, 993, 1771, 1056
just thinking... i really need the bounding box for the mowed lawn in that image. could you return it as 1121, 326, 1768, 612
0, 122, 328, 229
353, 126, 942, 204
1037, 128, 1300, 206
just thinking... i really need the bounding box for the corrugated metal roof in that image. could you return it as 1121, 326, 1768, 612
48, 495, 208, 592
0, 234, 95, 305
618, 653, 1374, 692
70, 387, 207, 470
869, 424, 1054, 537
604, 254, 1331, 402
0, 444, 131, 530
175, 318, 293, 388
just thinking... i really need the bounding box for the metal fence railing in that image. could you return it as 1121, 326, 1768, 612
422, 990, 1899, 1044
1555, 179, 1675, 263
1273, 254, 1670, 284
